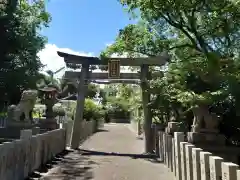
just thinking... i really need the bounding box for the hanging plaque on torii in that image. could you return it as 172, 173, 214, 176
108, 60, 120, 79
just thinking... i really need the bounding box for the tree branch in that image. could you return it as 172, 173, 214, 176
124, 47, 155, 57
161, 13, 201, 52
169, 43, 196, 50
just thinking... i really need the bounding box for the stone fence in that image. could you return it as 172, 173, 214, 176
0, 119, 100, 180
0, 128, 66, 180
157, 131, 240, 180
63, 119, 99, 147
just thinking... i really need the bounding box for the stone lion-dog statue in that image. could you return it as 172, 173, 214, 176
191, 105, 220, 133
7, 90, 38, 122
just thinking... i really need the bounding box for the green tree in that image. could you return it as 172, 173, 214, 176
101, 0, 240, 150
36, 73, 60, 90
59, 76, 102, 99
0, 0, 51, 106
84, 98, 104, 121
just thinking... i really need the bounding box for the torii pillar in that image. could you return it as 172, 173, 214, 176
140, 65, 154, 153
70, 63, 90, 149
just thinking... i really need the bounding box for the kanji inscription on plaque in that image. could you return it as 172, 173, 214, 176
108, 60, 120, 78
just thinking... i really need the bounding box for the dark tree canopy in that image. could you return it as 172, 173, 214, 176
0, 0, 51, 107
100, 0, 240, 146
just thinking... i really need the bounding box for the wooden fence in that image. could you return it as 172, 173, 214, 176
157, 131, 240, 180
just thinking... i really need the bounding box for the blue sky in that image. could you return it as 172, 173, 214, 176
38, 0, 136, 77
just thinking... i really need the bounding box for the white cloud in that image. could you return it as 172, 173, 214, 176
37, 44, 93, 78
37, 43, 137, 85
105, 42, 113, 47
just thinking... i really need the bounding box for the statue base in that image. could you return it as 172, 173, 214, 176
165, 122, 185, 134
166, 122, 179, 132
38, 117, 59, 130
187, 132, 226, 145
6, 120, 34, 129
0, 120, 35, 139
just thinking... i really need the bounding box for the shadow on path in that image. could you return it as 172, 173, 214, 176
27, 149, 162, 180
95, 129, 109, 133
27, 150, 97, 180
78, 149, 162, 163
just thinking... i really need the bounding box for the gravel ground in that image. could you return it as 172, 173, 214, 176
38, 123, 174, 180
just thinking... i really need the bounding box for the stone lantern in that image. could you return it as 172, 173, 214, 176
38, 86, 59, 130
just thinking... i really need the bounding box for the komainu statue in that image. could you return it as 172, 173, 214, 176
7, 90, 38, 122
191, 104, 220, 133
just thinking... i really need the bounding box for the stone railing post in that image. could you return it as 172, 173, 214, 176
172, 138, 176, 175
155, 130, 160, 157
237, 170, 240, 180
32, 127, 40, 135
20, 129, 32, 178
159, 131, 164, 161
221, 162, 239, 180
200, 151, 212, 180
209, 156, 224, 180
180, 142, 189, 180
163, 133, 167, 163
20, 129, 32, 139
185, 144, 195, 180
174, 132, 185, 180
192, 148, 202, 180
64, 120, 73, 147
166, 134, 173, 169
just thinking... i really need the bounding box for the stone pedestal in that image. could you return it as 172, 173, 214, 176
6, 121, 33, 129
187, 132, 226, 146
188, 132, 240, 164
38, 117, 59, 130
0, 120, 35, 139
165, 122, 182, 134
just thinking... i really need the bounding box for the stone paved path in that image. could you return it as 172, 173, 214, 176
39, 123, 174, 180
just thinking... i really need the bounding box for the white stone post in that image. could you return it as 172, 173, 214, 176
180, 142, 189, 180
185, 144, 195, 180
20, 129, 32, 139
237, 170, 240, 180
32, 127, 40, 135
209, 156, 224, 180
65, 120, 73, 147
172, 138, 176, 175
221, 162, 239, 180
200, 151, 212, 180
192, 148, 202, 180
174, 132, 185, 180
167, 134, 172, 169
166, 133, 169, 166
163, 133, 166, 163
155, 130, 160, 157
159, 131, 164, 161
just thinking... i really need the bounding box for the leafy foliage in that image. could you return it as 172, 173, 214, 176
0, 0, 51, 106
105, 98, 130, 119
84, 99, 104, 121
101, 0, 240, 144
102, 84, 136, 119
60, 77, 102, 99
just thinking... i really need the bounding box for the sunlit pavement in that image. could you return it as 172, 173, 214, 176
39, 123, 173, 180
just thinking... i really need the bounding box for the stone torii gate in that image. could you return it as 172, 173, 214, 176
58, 51, 170, 151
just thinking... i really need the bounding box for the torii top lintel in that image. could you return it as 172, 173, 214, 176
57, 51, 170, 66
